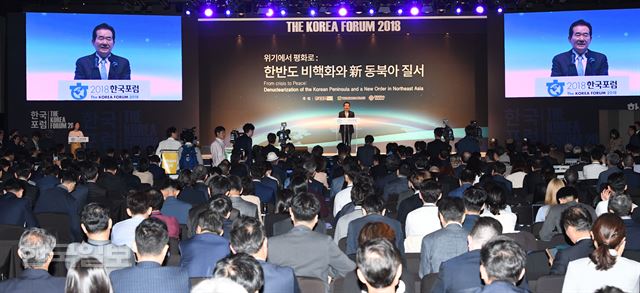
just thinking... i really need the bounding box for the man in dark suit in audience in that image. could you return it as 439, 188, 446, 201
268, 193, 355, 289
489, 162, 513, 195
522, 160, 544, 198
382, 162, 410, 202
34, 169, 82, 242
539, 186, 596, 241
14, 163, 39, 209
476, 236, 528, 293
347, 195, 404, 255
81, 164, 108, 205
230, 216, 300, 293
97, 158, 128, 201
357, 135, 376, 168
179, 210, 230, 277
0, 228, 65, 292
0, 179, 38, 227
250, 164, 276, 205
192, 165, 210, 197
622, 154, 640, 192
597, 152, 622, 189
549, 205, 594, 275
608, 193, 640, 250
110, 218, 189, 293
35, 165, 60, 196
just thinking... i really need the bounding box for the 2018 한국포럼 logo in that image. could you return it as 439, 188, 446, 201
546, 80, 565, 97
69, 83, 88, 100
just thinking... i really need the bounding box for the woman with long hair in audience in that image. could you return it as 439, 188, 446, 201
563, 214, 640, 292
535, 178, 565, 222
480, 182, 517, 233
65, 257, 113, 293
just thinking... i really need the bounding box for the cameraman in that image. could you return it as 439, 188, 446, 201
455, 125, 481, 154
177, 128, 203, 170
232, 123, 255, 167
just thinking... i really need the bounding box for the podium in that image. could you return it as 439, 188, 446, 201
336, 118, 360, 147
160, 150, 179, 176
68, 137, 89, 143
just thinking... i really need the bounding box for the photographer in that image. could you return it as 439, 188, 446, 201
455, 123, 481, 154
178, 127, 203, 171
232, 123, 255, 167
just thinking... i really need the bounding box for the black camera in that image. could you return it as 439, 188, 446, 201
276, 122, 291, 148
443, 119, 454, 143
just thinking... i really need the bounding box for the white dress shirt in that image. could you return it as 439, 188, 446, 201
563, 256, 640, 293
405, 203, 440, 237
333, 185, 353, 217
210, 137, 226, 167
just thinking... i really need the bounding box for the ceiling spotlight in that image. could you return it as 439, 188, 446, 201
397, 8, 403, 15
225, 9, 231, 16
280, 9, 286, 16
475, 5, 485, 14
497, 7, 503, 13
410, 6, 419, 15
455, 7, 462, 14
266, 8, 274, 17
204, 7, 213, 17
185, 10, 191, 15
368, 8, 375, 15
338, 7, 348, 16
309, 8, 316, 16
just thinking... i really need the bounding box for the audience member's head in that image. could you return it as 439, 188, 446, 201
80, 203, 111, 237
468, 217, 502, 250
197, 210, 224, 235
561, 205, 593, 244
126, 191, 152, 218
228, 175, 244, 195
3, 178, 25, 197
209, 175, 231, 196
65, 257, 112, 293
590, 214, 626, 271
606, 152, 620, 167
290, 192, 320, 226
209, 196, 233, 219
230, 216, 267, 260
358, 222, 396, 246
608, 193, 633, 217
556, 186, 579, 204
480, 236, 526, 285
459, 168, 476, 184
134, 218, 169, 262
191, 277, 248, 293
484, 183, 507, 215
564, 169, 579, 186
18, 228, 56, 270
463, 186, 486, 214
147, 189, 164, 211
356, 238, 402, 292
362, 194, 385, 216
214, 253, 264, 293
437, 197, 465, 226
159, 179, 181, 198
595, 286, 626, 293
419, 179, 441, 204
545, 178, 565, 206
606, 172, 627, 194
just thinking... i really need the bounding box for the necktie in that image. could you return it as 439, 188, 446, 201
99, 59, 108, 80
576, 55, 584, 76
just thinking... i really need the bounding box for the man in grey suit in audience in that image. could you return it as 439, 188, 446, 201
227, 175, 259, 218
419, 197, 469, 278
268, 192, 355, 291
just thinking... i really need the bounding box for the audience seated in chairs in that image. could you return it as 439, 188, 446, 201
65, 203, 135, 275
109, 218, 190, 293
214, 253, 264, 293
596, 172, 630, 217
65, 257, 113, 293
462, 186, 487, 232
0, 228, 65, 292
549, 205, 594, 275
159, 179, 191, 225
433, 217, 516, 292
0, 178, 38, 228
539, 186, 596, 241
148, 189, 180, 240
333, 175, 373, 245
268, 192, 355, 290
563, 213, 640, 292
480, 182, 517, 233
608, 193, 640, 250
179, 210, 230, 277
419, 196, 469, 278
477, 236, 528, 293
227, 175, 259, 218
347, 194, 404, 256
34, 169, 83, 242
404, 180, 442, 243
110, 191, 152, 250
535, 178, 565, 223
229, 216, 299, 293
356, 238, 404, 293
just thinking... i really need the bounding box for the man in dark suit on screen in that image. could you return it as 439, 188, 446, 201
74, 23, 131, 80
339, 102, 355, 146
551, 19, 608, 77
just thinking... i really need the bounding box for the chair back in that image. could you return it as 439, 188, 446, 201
623, 249, 640, 262
421, 273, 439, 293
338, 237, 347, 253
190, 277, 209, 288
296, 276, 325, 293
405, 253, 421, 278
535, 275, 564, 293
525, 250, 550, 281
34, 213, 72, 244
504, 231, 538, 252
241, 195, 262, 221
